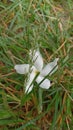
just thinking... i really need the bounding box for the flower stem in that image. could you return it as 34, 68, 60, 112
38, 88, 43, 113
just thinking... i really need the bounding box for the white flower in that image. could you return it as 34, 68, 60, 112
14, 50, 59, 93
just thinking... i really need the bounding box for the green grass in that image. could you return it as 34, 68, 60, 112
0, 0, 73, 129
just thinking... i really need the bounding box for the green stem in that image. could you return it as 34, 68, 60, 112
38, 88, 43, 113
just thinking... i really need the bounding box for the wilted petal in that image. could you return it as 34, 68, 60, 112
33, 50, 43, 71
25, 66, 37, 93
14, 64, 29, 74
36, 75, 51, 89
40, 58, 59, 76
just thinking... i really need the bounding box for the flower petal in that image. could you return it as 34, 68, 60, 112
40, 58, 59, 76
25, 84, 33, 94
36, 75, 51, 89
33, 50, 43, 71
14, 64, 29, 74
25, 66, 37, 93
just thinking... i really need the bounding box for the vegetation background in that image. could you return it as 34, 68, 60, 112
0, 0, 73, 129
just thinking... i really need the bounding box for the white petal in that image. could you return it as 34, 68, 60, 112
14, 64, 29, 74
25, 67, 37, 93
33, 50, 43, 71
36, 75, 51, 89
25, 84, 33, 94
40, 58, 59, 76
